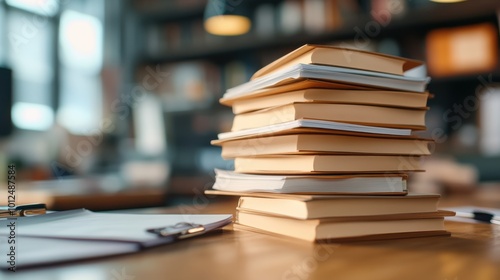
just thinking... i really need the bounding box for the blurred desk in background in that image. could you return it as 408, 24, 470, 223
8, 175, 212, 210
4, 185, 500, 280
11, 176, 166, 211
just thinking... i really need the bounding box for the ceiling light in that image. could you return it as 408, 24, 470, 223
204, 0, 251, 36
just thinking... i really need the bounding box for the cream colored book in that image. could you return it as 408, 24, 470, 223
251, 44, 425, 79
211, 170, 408, 195
220, 79, 369, 105
235, 210, 453, 242
224, 64, 430, 99
231, 103, 427, 131
218, 119, 412, 141
236, 193, 440, 219
229, 88, 429, 114
234, 155, 423, 174
214, 134, 431, 158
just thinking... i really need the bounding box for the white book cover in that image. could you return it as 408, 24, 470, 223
224, 64, 430, 99
217, 119, 412, 140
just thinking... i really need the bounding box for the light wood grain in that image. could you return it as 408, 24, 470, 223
2, 193, 500, 280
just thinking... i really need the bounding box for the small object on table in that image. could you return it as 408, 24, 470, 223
0, 203, 46, 218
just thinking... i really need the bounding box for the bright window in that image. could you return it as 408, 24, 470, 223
57, 10, 103, 135
7, 9, 54, 131
0, 4, 5, 63
5, 0, 59, 16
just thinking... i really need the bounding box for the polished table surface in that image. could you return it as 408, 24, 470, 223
3, 187, 500, 280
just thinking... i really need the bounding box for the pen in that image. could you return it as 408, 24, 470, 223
0, 203, 47, 218
454, 210, 500, 225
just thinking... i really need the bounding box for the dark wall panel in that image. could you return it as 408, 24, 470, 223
0, 67, 13, 137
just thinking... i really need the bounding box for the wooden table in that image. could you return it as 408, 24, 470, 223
3, 189, 500, 280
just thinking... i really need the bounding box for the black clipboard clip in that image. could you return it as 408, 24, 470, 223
0, 203, 46, 218
146, 222, 206, 239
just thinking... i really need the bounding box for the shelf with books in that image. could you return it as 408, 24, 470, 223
137, 4, 205, 23
141, 30, 359, 65
138, 0, 499, 64
132, 0, 206, 22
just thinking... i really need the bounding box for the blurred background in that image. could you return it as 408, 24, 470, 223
0, 0, 499, 209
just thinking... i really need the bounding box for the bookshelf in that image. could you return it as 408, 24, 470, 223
123, 0, 500, 176
137, 0, 500, 64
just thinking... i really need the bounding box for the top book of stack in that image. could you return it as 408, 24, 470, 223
222, 44, 430, 100
252, 44, 424, 79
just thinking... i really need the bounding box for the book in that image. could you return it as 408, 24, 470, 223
211, 170, 407, 194
324, 0, 343, 31
234, 155, 423, 174
251, 45, 425, 79
228, 88, 429, 114
254, 4, 275, 37
278, 0, 302, 35
235, 210, 453, 242
303, 0, 327, 34
217, 119, 412, 140
214, 133, 431, 158
220, 79, 369, 105
224, 64, 430, 99
231, 103, 427, 131
234, 193, 440, 219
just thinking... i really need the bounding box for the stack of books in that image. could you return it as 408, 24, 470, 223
207, 45, 454, 242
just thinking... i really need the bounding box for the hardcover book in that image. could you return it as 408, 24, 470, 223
231, 103, 427, 131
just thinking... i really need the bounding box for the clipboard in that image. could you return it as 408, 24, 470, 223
0, 209, 232, 269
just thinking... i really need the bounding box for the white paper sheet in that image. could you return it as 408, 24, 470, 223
0, 209, 232, 268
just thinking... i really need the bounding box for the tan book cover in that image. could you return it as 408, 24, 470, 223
231, 103, 427, 131
233, 154, 423, 174
234, 223, 450, 242
213, 134, 431, 158
236, 193, 441, 219
235, 210, 454, 242
229, 88, 429, 114
251, 44, 424, 80
220, 79, 370, 105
